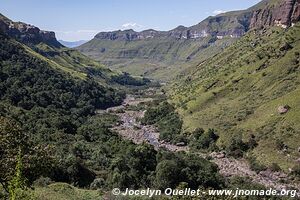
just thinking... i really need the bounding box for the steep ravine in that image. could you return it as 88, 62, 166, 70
98, 93, 300, 195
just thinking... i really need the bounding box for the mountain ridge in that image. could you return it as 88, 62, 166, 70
77, 0, 300, 80
0, 13, 149, 87
89, 0, 300, 42
0, 13, 62, 47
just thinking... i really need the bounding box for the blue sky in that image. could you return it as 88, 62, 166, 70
0, 0, 261, 41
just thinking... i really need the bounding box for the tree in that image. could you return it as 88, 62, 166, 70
8, 147, 26, 200
0, 117, 54, 192
155, 160, 180, 189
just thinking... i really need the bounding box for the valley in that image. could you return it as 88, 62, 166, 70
0, 0, 300, 199
101, 89, 300, 197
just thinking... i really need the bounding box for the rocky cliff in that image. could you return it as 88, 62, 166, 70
250, 0, 300, 28
94, 0, 300, 42
0, 13, 62, 47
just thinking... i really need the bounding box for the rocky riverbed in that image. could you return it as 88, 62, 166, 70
99, 94, 300, 195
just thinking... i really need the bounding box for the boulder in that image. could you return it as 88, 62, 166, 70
210, 151, 226, 159
176, 142, 186, 146
278, 105, 290, 114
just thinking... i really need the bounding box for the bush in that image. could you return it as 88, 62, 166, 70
90, 178, 105, 190
248, 156, 267, 173
142, 101, 183, 143
190, 129, 219, 150
111, 72, 150, 86
270, 163, 281, 172
154, 151, 224, 190
225, 134, 259, 158
291, 165, 300, 178
14, 189, 35, 200
275, 139, 286, 150
154, 160, 180, 189
33, 177, 53, 187
229, 176, 265, 191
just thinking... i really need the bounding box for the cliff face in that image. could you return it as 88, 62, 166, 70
0, 14, 62, 47
95, 29, 164, 41
94, 0, 300, 42
250, 0, 300, 28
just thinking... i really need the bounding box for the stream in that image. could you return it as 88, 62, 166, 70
98, 94, 300, 195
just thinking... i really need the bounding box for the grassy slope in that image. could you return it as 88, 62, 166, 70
32, 42, 119, 83
0, 12, 123, 84
77, 0, 284, 82
169, 24, 300, 170
19, 183, 102, 200
30, 42, 149, 88
77, 36, 236, 81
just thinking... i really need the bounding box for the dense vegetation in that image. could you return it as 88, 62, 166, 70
0, 32, 122, 189
189, 128, 219, 151
0, 32, 226, 199
111, 72, 150, 86
141, 101, 184, 143
1, 6, 299, 199
107, 145, 224, 190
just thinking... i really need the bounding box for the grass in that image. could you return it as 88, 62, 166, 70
77, 35, 237, 81
33, 183, 102, 200
169, 23, 300, 170
1, 183, 103, 200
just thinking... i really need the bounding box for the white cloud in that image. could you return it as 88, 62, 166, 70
121, 22, 143, 30
213, 10, 226, 15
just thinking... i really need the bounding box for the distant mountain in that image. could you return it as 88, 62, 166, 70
82, 0, 299, 42
0, 13, 148, 86
0, 13, 62, 47
77, 0, 300, 80
58, 40, 87, 48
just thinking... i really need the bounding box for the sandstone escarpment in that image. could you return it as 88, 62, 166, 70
93, 0, 300, 43
0, 14, 62, 47
250, 0, 300, 28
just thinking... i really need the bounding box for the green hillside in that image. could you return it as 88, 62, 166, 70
26, 37, 150, 86
170, 23, 300, 170
76, 0, 284, 81
1, 0, 300, 199
0, 12, 149, 87
78, 36, 237, 81
0, 19, 224, 200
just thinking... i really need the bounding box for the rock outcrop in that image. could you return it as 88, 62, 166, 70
250, 0, 300, 29
278, 105, 290, 114
0, 13, 62, 47
94, 0, 300, 42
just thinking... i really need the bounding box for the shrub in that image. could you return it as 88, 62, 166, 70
90, 178, 105, 190
190, 128, 219, 150
291, 165, 300, 178
226, 137, 249, 158
111, 72, 150, 86
248, 156, 267, 173
226, 134, 258, 158
33, 177, 53, 187
270, 163, 281, 172
142, 101, 183, 143
154, 152, 224, 190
